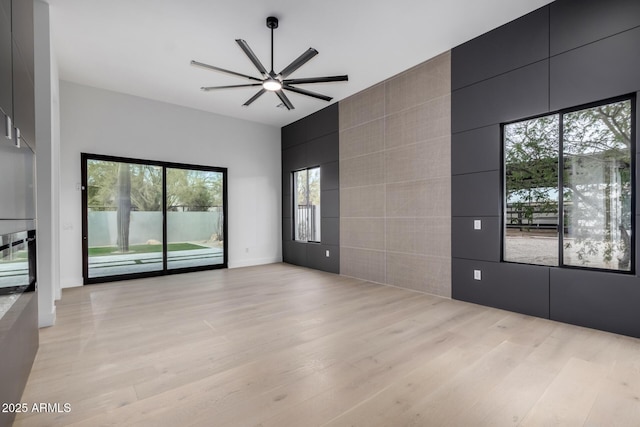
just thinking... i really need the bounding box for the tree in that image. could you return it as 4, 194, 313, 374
505, 114, 559, 230
166, 169, 222, 211
116, 163, 132, 252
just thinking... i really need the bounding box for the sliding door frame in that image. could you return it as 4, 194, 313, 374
81, 153, 228, 285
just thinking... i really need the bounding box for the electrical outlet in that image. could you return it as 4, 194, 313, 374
325, 250, 330, 257
474, 219, 482, 230
473, 270, 482, 281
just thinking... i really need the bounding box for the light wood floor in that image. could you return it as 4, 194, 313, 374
14, 263, 640, 426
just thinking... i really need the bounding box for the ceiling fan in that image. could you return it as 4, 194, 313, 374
191, 16, 348, 110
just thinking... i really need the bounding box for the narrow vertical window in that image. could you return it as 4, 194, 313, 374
293, 167, 321, 242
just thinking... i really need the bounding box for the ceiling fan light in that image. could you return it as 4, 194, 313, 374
262, 79, 282, 91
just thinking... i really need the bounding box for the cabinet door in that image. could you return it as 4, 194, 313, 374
10, 0, 33, 80
0, 9, 11, 120
11, 41, 34, 149
0, 139, 35, 220
0, 0, 9, 37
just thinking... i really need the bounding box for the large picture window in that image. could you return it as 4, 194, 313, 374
504, 97, 634, 272
293, 167, 321, 242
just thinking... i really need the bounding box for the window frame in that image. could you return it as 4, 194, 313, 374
292, 166, 321, 243
501, 94, 636, 274
81, 152, 229, 285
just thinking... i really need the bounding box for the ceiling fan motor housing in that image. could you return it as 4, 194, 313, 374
266, 16, 278, 29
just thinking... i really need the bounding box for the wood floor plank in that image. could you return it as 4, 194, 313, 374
520, 357, 609, 426
12, 263, 640, 426
583, 366, 640, 426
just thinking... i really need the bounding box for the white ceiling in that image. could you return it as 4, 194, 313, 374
45, 0, 554, 128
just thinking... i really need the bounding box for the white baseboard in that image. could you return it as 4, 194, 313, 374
228, 257, 282, 269
61, 276, 83, 288
39, 305, 56, 328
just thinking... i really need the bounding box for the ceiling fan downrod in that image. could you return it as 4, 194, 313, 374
266, 16, 278, 74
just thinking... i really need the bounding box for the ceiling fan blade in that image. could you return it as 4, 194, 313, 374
235, 39, 269, 77
275, 90, 294, 110
191, 60, 263, 82
278, 48, 318, 79
243, 88, 267, 106
283, 85, 332, 102
283, 75, 349, 85
201, 83, 263, 91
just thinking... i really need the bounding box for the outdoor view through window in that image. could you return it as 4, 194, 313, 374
86, 158, 225, 279
294, 167, 321, 242
504, 98, 633, 272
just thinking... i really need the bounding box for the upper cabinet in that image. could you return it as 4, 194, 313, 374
0, 0, 34, 150
10, 0, 32, 76
12, 39, 34, 148
0, 0, 9, 28
0, 5, 12, 121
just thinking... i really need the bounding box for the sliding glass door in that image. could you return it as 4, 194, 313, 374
85, 159, 164, 278
82, 154, 227, 284
166, 168, 225, 269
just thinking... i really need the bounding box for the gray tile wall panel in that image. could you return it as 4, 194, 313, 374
452, 6, 549, 90
452, 60, 549, 133
550, 268, 640, 338
451, 217, 501, 262
452, 258, 550, 318
550, 0, 640, 55
451, 125, 501, 175
550, 26, 640, 111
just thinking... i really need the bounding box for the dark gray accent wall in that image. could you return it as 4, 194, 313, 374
281, 104, 339, 273
452, 6, 549, 91
549, 0, 640, 55
451, 0, 640, 337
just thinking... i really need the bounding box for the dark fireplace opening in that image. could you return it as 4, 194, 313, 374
0, 229, 36, 296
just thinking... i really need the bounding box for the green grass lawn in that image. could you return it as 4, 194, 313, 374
88, 243, 206, 257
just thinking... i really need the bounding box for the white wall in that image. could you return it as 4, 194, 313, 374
59, 81, 281, 288
51, 42, 61, 301
34, 0, 60, 326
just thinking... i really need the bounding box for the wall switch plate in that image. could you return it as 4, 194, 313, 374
325, 250, 330, 257
474, 219, 482, 230
473, 270, 482, 281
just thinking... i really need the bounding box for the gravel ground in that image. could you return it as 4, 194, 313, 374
505, 234, 627, 270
